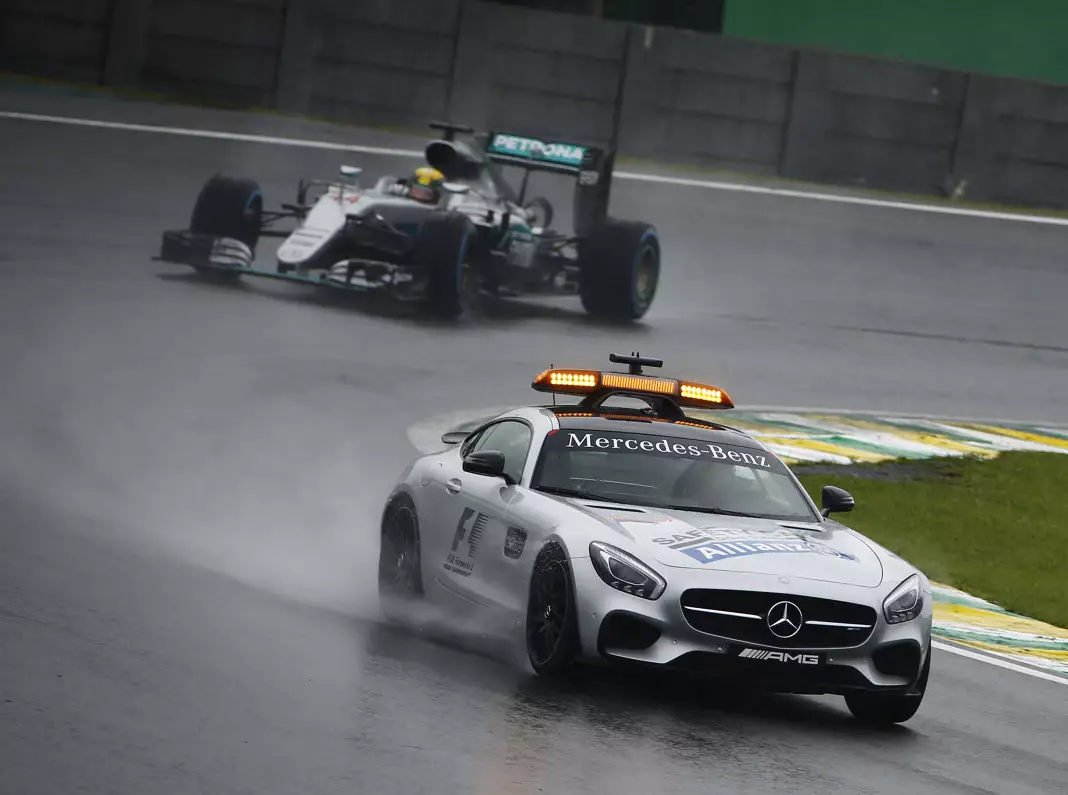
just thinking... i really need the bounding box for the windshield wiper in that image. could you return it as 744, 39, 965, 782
665, 505, 761, 518
537, 485, 618, 503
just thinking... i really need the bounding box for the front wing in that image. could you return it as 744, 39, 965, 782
157, 230, 423, 296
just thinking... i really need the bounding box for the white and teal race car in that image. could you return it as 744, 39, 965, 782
158, 122, 661, 320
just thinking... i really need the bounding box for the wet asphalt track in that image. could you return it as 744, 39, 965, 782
1, 83, 1067, 795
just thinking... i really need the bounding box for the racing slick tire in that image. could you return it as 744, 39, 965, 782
414, 211, 476, 317
578, 220, 660, 321
378, 495, 424, 621
525, 542, 580, 677
190, 174, 263, 251
844, 644, 931, 724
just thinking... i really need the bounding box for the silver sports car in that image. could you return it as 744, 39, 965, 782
378, 353, 933, 724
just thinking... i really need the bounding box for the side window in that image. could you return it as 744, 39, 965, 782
460, 428, 486, 457
473, 421, 533, 484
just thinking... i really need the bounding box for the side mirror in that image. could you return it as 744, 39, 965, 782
340, 165, 362, 180
523, 196, 554, 235
463, 450, 510, 482
442, 182, 470, 194
821, 485, 855, 518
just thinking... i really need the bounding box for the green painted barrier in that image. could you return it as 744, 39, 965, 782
724, 0, 1068, 86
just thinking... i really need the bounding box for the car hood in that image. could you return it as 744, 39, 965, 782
567, 500, 884, 588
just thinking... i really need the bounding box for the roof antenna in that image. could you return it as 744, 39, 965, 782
609, 351, 664, 375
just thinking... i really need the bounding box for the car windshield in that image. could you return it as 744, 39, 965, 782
532, 428, 819, 523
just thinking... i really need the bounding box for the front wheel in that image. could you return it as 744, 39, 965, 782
190, 174, 263, 251
578, 220, 660, 321
413, 211, 476, 317
525, 543, 580, 677
188, 174, 262, 281
378, 496, 423, 620
845, 644, 931, 724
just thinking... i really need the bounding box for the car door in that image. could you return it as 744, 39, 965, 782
432, 419, 533, 608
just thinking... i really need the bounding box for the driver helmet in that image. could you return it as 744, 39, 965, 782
410, 166, 444, 203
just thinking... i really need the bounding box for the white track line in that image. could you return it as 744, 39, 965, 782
4, 109, 1068, 228
932, 640, 1067, 686
0, 110, 422, 156
611, 170, 1068, 226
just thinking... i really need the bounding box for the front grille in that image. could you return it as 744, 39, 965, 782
680, 589, 877, 649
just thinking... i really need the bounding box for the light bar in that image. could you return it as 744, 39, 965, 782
680, 383, 725, 404
533, 369, 599, 390
532, 368, 733, 409
602, 373, 676, 395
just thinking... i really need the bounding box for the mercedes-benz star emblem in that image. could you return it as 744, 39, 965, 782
767, 601, 804, 639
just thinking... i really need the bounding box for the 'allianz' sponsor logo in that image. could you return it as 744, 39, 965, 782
681, 539, 856, 564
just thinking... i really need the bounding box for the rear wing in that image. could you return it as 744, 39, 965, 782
485, 132, 591, 173
483, 131, 615, 237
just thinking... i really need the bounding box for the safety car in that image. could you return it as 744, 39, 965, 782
157, 122, 660, 319
378, 353, 934, 724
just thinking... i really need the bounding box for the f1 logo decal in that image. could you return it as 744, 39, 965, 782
451, 508, 486, 558
451, 508, 476, 552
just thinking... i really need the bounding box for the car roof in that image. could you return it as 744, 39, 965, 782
536, 405, 770, 451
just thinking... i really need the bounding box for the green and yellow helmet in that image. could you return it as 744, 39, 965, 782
410, 166, 444, 203
414, 166, 444, 186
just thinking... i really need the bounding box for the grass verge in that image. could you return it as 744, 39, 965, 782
794, 452, 1068, 629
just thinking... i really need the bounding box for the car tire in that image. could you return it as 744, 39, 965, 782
844, 643, 932, 724
414, 211, 476, 317
578, 220, 660, 321
190, 174, 263, 251
378, 495, 424, 621
525, 542, 580, 677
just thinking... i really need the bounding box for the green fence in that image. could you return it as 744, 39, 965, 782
724, 0, 1068, 86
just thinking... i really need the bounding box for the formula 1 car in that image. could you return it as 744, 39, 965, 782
378, 353, 934, 724
157, 122, 660, 320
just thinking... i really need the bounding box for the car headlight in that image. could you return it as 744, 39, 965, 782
589, 542, 666, 600
883, 574, 923, 624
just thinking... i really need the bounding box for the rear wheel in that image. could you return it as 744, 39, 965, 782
845, 643, 931, 724
578, 220, 660, 320
413, 212, 476, 317
525, 543, 580, 677
378, 496, 423, 620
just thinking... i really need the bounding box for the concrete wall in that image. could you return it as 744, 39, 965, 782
782, 52, 967, 194
5, 0, 1068, 208
619, 27, 794, 175
450, 1, 628, 149
0, 0, 113, 84
278, 0, 463, 129
955, 77, 1068, 208
141, 0, 286, 107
